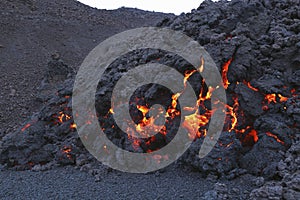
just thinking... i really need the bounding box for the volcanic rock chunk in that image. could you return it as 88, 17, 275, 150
0, 75, 84, 170
214, 182, 229, 200
202, 190, 217, 200
37, 54, 74, 101
235, 83, 264, 117
249, 182, 283, 200
182, 132, 242, 177
44, 54, 74, 84
254, 113, 293, 146
251, 74, 284, 94
0, 120, 48, 169
286, 97, 300, 124
239, 135, 285, 178
288, 70, 300, 87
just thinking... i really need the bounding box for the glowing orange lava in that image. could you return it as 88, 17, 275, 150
221, 58, 232, 89
70, 123, 77, 129
265, 94, 277, 103
57, 111, 72, 123
101, 56, 295, 151
62, 146, 72, 160
265, 93, 289, 104
266, 132, 284, 145
278, 94, 288, 102
243, 81, 259, 92
21, 123, 32, 132
223, 96, 239, 132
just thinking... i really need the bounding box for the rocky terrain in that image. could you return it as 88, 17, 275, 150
0, 0, 299, 199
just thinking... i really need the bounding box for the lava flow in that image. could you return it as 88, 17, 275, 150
122, 55, 296, 150
53, 56, 295, 153
104, 56, 295, 151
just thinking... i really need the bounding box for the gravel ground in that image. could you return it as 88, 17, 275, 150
0, 164, 256, 200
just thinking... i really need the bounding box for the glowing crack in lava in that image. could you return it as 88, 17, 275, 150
61, 146, 73, 160
266, 132, 285, 145
100, 56, 296, 152
221, 58, 233, 89
21, 123, 33, 132
51, 110, 78, 130
44, 56, 296, 155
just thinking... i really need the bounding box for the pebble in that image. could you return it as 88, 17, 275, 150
277, 160, 287, 171
254, 177, 265, 187
250, 182, 283, 200
203, 190, 217, 200
272, 43, 281, 51
214, 183, 228, 194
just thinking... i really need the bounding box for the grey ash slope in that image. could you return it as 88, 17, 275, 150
0, 0, 174, 134
0, 165, 258, 200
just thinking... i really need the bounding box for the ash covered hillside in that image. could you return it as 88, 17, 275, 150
0, 0, 174, 134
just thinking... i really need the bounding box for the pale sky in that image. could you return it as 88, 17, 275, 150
78, 0, 205, 15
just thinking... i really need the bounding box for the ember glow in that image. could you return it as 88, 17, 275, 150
57, 111, 72, 123
70, 123, 77, 129
171, 58, 213, 140
133, 104, 165, 137
21, 123, 32, 132
243, 81, 259, 92
225, 96, 239, 132
278, 94, 288, 102
52, 111, 73, 125
266, 132, 285, 145
264, 93, 289, 104
42, 56, 296, 154
221, 58, 232, 89
62, 146, 73, 160
265, 94, 277, 104
101, 57, 297, 152
21, 120, 37, 132
248, 129, 259, 143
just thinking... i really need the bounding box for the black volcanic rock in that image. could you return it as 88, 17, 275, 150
0, 1, 299, 193
158, 0, 300, 177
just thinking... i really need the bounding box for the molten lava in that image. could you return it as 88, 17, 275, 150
241, 129, 258, 146
278, 94, 288, 102
70, 123, 77, 129
62, 146, 72, 160
266, 132, 285, 145
99, 57, 295, 152
21, 123, 32, 132
221, 58, 232, 89
264, 93, 289, 104
225, 96, 239, 132
243, 81, 259, 92
57, 111, 71, 123
265, 94, 277, 104
21, 120, 37, 132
